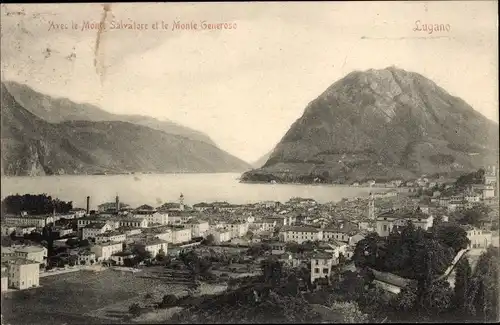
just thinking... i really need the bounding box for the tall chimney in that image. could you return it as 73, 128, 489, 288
86, 196, 90, 215
116, 195, 120, 213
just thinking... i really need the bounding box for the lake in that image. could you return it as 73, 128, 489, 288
1, 173, 379, 210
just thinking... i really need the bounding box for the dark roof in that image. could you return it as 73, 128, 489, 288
135, 204, 155, 211
193, 202, 213, 207
158, 202, 181, 209
281, 226, 321, 233
377, 208, 430, 221
323, 222, 358, 234
84, 222, 107, 229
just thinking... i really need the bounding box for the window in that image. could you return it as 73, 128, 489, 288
383, 225, 388, 231
314, 268, 319, 274
315, 259, 319, 265
323, 268, 329, 274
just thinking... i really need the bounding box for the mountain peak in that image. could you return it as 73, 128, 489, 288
242, 68, 498, 183
1, 82, 252, 176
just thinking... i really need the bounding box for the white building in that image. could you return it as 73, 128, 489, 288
95, 231, 127, 244
82, 223, 113, 240
117, 227, 143, 237
118, 217, 148, 229
1, 266, 8, 292
51, 227, 74, 238
4, 214, 54, 228
110, 252, 136, 266
69, 208, 86, 218
8, 246, 47, 264
376, 209, 434, 237
91, 242, 123, 261
1, 226, 16, 236
279, 226, 323, 244
168, 214, 192, 225
14, 226, 37, 237
170, 227, 192, 244
322, 223, 359, 243
226, 222, 249, 239
270, 242, 286, 255
132, 212, 169, 226
74, 251, 96, 265
310, 252, 335, 284
465, 193, 482, 203
152, 229, 172, 242
77, 216, 119, 230
208, 229, 231, 244
3, 257, 40, 290
462, 225, 493, 248
254, 219, 277, 233
135, 239, 168, 258
185, 219, 210, 238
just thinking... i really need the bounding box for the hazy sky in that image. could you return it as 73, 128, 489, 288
1, 2, 498, 163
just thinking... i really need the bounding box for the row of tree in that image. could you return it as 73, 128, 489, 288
392, 247, 499, 322
2, 194, 73, 215
353, 221, 469, 279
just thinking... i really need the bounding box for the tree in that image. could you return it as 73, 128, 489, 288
247, 242, 272, 257
129, 303, 142, 317
392, 284, 418, 313
433, 223, 470, 253
330, 301, 369, 323
245, 230, 254, 240
338, 253, 346, 265
79, 239, 90, 247
123, 258, 136, 267
454, 258, 472, 312
1, 193, 73, 215
421, 280, 453, 316
65, 238, 79, 248
260, 258, 283, 286
458, 205, 491, 228
334, 270, 366, 302
156, 248, 166, 262
178, 250, 212, 279
202, 234, 215, 245
353, 232, 385, 269
161, 294, 177, 308
466, 247, 499, 321
132, 245, 152, 263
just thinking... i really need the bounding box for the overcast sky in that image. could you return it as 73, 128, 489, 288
1, 2, 498, 163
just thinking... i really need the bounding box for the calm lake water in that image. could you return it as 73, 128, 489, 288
1, 173, 378, 210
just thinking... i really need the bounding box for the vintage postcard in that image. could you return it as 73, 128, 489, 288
0, 1, 498, 324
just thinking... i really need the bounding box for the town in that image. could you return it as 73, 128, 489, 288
1, 166, 498, 323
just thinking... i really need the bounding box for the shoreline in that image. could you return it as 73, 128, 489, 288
0, 171, 248, 179
239, 180, 404, 190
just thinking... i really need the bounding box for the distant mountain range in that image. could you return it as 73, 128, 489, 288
252, 150, 273, 168
1, 82, 251, 176
3, 81, 216, 146
242, 66, 499, 184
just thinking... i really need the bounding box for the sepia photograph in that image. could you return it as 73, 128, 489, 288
0, 1, 499, 324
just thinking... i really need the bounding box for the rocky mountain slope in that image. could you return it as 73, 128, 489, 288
1, 83, 251, 176
242, 67, 499, 183
3, 81, 216, 146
